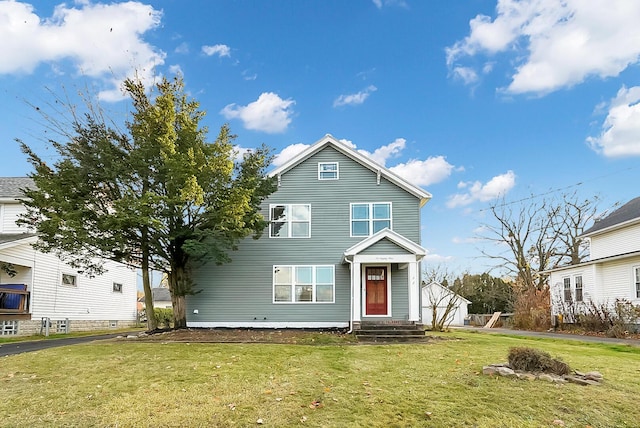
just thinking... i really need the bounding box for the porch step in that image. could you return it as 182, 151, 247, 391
355, 322, 428, 343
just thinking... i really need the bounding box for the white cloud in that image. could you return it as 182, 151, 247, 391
423, 253, 454, 263
447, 0, 640, 95
389, 156, 455, 186
447, 171, 516, 208
174, 42, 189, 54
0, 1, 164, 101
202, 44, 231, 57
220, 92, 295, 134
273, 143, 309, 167
451, 66, 478, 85
168, 64, 183, 75
357, 138, 405, 166
333, 85, 377, 107
372, 0, 408, 9
587, 86, 640, 157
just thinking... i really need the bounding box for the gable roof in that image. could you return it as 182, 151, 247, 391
344, 228, 426, 259
0, 233, 38, 250
151, 287, 171, 302
0, 177, 34, 199
582, 196, 640, 237
421, 281, 472, 304
269, 135, 432, 207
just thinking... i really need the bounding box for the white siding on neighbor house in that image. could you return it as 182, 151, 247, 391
1, 242, 138, 321
420, 283, 469, 327
598, 256, 640, 304
549, 265, 595, 304
589, 223, 640, 260
1, 203, 28, 234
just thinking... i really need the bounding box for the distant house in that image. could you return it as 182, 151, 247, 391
0, 177, 138, 336
421, 281, 471, 327
186, 135, 431, 329
547, 197, 640, 320
151, 288, 172, 309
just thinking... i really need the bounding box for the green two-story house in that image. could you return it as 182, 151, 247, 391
186, 135, 431, 330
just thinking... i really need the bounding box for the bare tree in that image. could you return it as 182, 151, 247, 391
480, 192, 602, 291
422, 265, 466, 331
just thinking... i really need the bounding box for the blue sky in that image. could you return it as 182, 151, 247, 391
1, 0, 640, 276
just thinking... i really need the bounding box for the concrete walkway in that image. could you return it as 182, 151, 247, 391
0, 333, 132, 357
457, 326, 640, 347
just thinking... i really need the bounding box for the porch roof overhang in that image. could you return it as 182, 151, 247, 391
0, 234, 37, 251
343, 228, 426, 263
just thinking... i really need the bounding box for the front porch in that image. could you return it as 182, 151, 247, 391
343, 228, 426, 327
0, 284, 31, 320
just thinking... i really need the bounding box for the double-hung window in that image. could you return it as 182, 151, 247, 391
350, 202, 391, 237
273, 265, 335, 303
635, 266, 640, 299
563, 277, 571, 302
270, 204, 311, 238
574, 275, 583, 302
318, 162, 338, 180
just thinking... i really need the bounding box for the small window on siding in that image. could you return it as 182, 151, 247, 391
563, 277, 571, 302
318, 162, 338, 180
635, 266, 640, 299
61, 273, 77, 287
113, 282, 123, 293
574, 275, 583, 302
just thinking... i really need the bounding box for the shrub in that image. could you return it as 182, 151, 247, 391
154, 308, 174, 328
508, 347, 570, 375
513, 286, 551, 331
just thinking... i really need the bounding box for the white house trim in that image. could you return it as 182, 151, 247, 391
270, 135, 432, 207
187, 321, 349, 329
361, 263, 392, 318
344, 228, 426, 259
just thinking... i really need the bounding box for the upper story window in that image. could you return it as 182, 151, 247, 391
61, 273, 77, 287
350, 202, 391, 237
113, 282, 123, 293
574, 275, 583, 302
318, 162, 339, 180
270, 204, 311, 238
634, 266, 640, 299
563, 277, 571, 302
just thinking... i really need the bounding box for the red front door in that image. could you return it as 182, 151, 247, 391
365, 267, 387, 315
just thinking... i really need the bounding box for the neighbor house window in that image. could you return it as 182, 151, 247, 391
273, 265, 335, 303
318, 162, 338, 180
563, 277, 571, 302
113, 282, 123, 293
270, 204, 311, 238
350, 202, 391, 237
574, 275, 583, 302
61, 273, 77, 287
635, 266, 640, 299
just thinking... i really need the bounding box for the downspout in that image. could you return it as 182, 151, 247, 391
345, 257, 354, 334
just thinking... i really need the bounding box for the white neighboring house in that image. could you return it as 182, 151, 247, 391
421, 281, 471, 327
151, 287, 172, 309
547, 197, 640, 318
0, 177, 138, 336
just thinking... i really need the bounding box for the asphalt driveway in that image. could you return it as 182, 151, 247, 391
0, 333, 132, 357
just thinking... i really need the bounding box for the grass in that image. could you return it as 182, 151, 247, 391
1, 331, 639, 427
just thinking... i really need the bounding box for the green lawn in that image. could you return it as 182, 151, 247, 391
1, 331, 638, 427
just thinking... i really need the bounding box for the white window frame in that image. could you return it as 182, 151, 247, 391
318, 162, 339, 180
112, 282, 123, 293
61, 273, 78, 287
269, 204, 311, 238
574, 275, 583, 302
350, 202, 392, 237
562, 277, 571, 302
272, 265, 335, 304
634, 266, 640, 299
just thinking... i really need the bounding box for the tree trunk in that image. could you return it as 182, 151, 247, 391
141, 228, 158, 331
168, 266, 188, 329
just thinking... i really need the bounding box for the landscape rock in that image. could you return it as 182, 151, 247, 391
496, 367, 516, 377
564, 375, 600, 386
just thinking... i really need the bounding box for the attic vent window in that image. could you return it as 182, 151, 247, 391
318, 162, 338, 180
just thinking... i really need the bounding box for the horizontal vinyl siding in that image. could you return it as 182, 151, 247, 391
359, 238, 410, 256
598, 256, 640, 303
590, 223, 640, 260
188, 146, 423, 324
1, 203, 28, 234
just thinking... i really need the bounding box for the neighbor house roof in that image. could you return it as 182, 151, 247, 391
421, 281, 472, 304
582, 196, 640, 237
269, 135, 432, 207
0, 233, 37, 250
151, 287, 171, 302
0, 177, 34, 199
